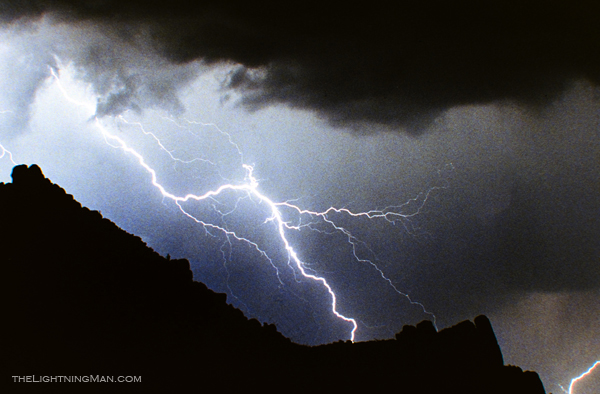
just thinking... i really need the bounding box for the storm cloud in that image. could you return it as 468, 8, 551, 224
1, 3, 598, 390
1, 0, 599, 131
0, 19, 202, 123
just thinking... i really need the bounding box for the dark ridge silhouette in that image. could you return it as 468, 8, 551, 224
3, 164, 546, 393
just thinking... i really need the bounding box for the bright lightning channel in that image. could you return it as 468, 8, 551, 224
49, 66, 442, 342
0, 142, 16, 165
96, 119, 359, 340
560, 360, 600, 394
0, 110, 18, 166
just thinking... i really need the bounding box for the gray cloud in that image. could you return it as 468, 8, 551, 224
0, 29, 56, 135
0, 20, 202, 125
1, 1, 599, 132
62, 29, 202, 117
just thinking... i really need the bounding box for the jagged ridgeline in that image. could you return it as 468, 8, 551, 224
3, 164, 546, 393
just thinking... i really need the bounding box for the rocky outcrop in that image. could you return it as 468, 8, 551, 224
2, 165, 546, 393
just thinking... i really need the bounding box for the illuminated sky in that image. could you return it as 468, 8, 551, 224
1, 2, 599, 392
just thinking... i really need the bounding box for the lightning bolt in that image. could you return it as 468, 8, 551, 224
115, 115, 217, 167
45, 65, 447, 342
560, 360, 600, 394
0, 142, 16, 165
0, 110, 18, 166
275, 187, 445, 327
95, 118, 359, 339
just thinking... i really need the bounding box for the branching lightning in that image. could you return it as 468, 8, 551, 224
41, 66, 448, 342
95, 118, 360, 340
560, 360, 600, 394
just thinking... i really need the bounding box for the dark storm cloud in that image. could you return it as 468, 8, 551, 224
496, 177, 600, 291
69, 35, 200, 117
0, 20, 201, 122
371, 89, 600, 328
2, 0, 599, 131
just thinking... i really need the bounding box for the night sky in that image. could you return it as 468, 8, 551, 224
1, 1, 599, 392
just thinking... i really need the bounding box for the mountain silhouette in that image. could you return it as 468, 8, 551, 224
3, 164, 546, 393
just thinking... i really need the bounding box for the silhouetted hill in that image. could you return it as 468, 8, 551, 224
2, 164, 546, 393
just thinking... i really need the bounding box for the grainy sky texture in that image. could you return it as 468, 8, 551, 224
0, 2, 598, 392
